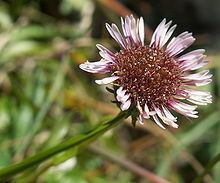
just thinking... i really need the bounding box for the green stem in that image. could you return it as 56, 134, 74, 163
0, 111, 129, 181
193, 152, 220, 183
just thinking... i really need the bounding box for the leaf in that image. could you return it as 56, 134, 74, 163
0, 110, 129, 180
0, 40, 46, 62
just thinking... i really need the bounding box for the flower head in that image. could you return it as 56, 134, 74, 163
79, 15, 212, 129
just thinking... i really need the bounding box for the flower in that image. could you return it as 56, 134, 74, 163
79, 15, 212, 129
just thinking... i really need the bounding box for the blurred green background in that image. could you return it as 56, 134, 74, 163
0, 0, 219, 182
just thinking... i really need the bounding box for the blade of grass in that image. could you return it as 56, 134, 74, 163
0, 110, 130, 181
213, 124, 220, 182
193, 152, 220, 183
16, 57, 68, 155
156, 111, 219, 182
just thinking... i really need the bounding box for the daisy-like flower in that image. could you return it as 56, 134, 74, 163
79, 15, 212, 129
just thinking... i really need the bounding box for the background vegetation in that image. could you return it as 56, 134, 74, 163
0, 0, 220, 182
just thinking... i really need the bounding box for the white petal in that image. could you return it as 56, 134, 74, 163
116, 87, 131, 111
111, 24, 127, 47
169, 101, 198, 118
106, 23, 126, 49
189, 60, 208, 71
161, 24, 177, 47
120, 99, 131, 111
137, 101, 143, 113
153, 105, 177, 128
162, 105, 177, 122
130, 15, 139, 44
166, 32, 195, 56
122, 15, 143, 46
150, 19, 166, 47
99, 51, 115, 63
178, 49, 205, 61
143, 103, 150, 118
183, 89, 211, 96
79, 60, 112, 73
116, 86, 124, 96
96, 44, 115, 57
117, 93, 130, 103
175, 101, 197, 111
181, 55, 208, 71
185, 89, 212, 105
187, 98, 209, 105
138, 17, 145, 46
180, 55, 205, 69
152, 115, 166, 129
124, 16, 132, 37
121, 17, 126, 36
158, 20, 172, 48
149, 111, 157, 116
116, 87, 126, 101
182, 70, 212, 80
137, 114, 144, 125
95, 76, 119, 85
183, 79, 212, 86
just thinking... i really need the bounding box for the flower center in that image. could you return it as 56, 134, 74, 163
111, 46, 183, 108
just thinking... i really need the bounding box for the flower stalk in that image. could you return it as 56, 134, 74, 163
0, 110, 130, 181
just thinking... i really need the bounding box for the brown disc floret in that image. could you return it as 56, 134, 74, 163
111, 46, 183, 108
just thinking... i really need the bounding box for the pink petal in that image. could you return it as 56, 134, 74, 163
178, 49, 205, 61
96, 44, 115, 57
106, 23, 126, 49
182, 70, 212, 80
79, 60, 112, 73
166, 32, 195, 56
